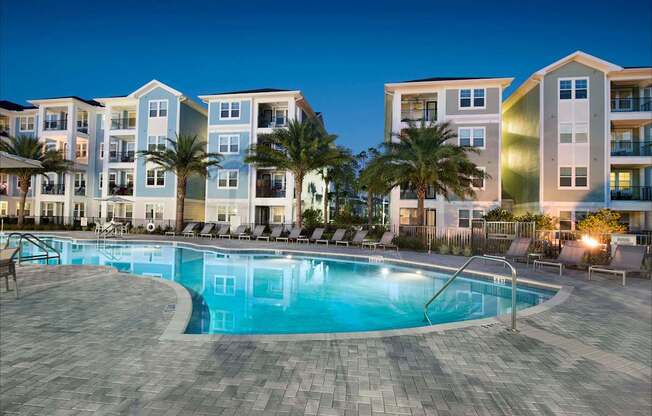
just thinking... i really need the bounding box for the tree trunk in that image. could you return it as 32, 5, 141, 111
416, 187, 426, 226
367, 191, 373, 226
175, 175, 187, 233
323, 179, 329, 224
295, 176, 303, 227
17, 174, 30, 228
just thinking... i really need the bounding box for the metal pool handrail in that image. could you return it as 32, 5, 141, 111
424, 255, 518, 332
2, 232, 61, 264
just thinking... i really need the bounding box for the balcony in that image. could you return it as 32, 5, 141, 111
44, 119, 68, 131
611, 141, 652, 157
74, 186, 86, 196
610, 186, 651, 201
256, 186, 286, 198
611, 97, 652, 112
76, 122, 89, 134
109, 151, 135, 163
111, 117, 136, 130
109, 184, 134, 196
41, 183, 65, 195
400, 108, 437, 123
400, 186, 436, 200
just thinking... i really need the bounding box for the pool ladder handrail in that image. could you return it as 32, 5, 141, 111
2, 232, 62, 265
97, 222, 124, 240
424, 255, 518, 332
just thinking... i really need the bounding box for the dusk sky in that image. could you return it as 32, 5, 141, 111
1, 0, 651, 152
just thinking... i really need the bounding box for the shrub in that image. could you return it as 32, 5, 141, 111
451, 245, 462, 255
483, 208, 515, 222
515, 212, 556, 230
463, 246, 473, 257
393, 235, 425, 251
438, 244, 449, 255
576, 209, 627, 236
302, 208, 323, 230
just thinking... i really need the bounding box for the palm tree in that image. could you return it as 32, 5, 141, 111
245, 119, 350, 227
0, 135, 70, 227
138, 134, 222, 233
378, 122, 487, 226
358, 147, 391, 226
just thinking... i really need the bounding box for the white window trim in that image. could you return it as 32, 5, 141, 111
148, 99, 169, 118
147, 135, 167, 151
218, 134, 240, 154
145, 168, 166, 188
218, 101, 241, 120
18, 116, 35, 132
457, 208, 485, 228
458, 88, 486, 110
558, 77, 590, 101
214, 275, 236, 296
145, 203, 165, 220
558, 166, 589, 190
471, 167, 486, 190
217, 169, 239, 189
457, 126, 486, 149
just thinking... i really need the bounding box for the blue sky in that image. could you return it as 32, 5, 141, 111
1, 0, 651, 152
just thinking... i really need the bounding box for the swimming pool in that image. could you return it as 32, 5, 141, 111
4, 237, 554, 335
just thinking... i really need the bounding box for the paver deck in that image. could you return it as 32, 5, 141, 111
1, 232, 650, 415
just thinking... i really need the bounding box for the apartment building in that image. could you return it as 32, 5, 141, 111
502, 51, 651, 231
0, 101, 39, 218
384, 77, 513, 228
198, 88, 325, 226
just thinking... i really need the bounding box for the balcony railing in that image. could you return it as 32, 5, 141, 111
258, 119, 288, 129
610, 97, 652, 112
44, 118, 68, 131
400, 187, 437, 200
77, 123, 89, 134
0, 187, 7, 195
41, 184, 65, 195
256, 186, 286, 198
610, 186, 651, 201
74, 186, 86, 196
611, 140, 652, 157
109, 184, 134, 196
111, 117, 136, 130
401, 109, 436, 123
108, 151, 135, 163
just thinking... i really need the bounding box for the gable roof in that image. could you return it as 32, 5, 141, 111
201, 88, 292, 96
128, 79, 183, 98
401, 76, 498, 83
0, 100, 36, 111
28, 96, 103, 107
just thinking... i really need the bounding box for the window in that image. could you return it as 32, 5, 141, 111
458, 127, 485, 148
41, 202, 55, 217
76, 143, 87, 158
218, 135, 239, 154
559, 122, 588, 144
219, 101, 240, 119
73, 203, 85, 218
147, 135, 167, 151
99, 172, 103, 189
458, 209, 484, 228
0, 201, 7, 217
74, 173, 86, 188
99, 143, 104, 159
559, 123, 573, 143
146, 169, 165, 186
574, 167, 588, 187
214, 276, 236, 296
19, 116, 35, 132
217, 170, 238, 188
399, 208, 419, 225
574, 123, 588, 143
148, 100, 168, 118
575, 211, 589, 227
271, 206, 285, 224
16, 202, 31, 216
145, 203, 164, 220
559, 211, 572, 230
559, 80, 572, 100
459, 88, 485, 109
559, 78, 588, 100
575, 79, 587, 99
471, 168, 485, 189
559, 167, 573, 187
216, 206, 237, 222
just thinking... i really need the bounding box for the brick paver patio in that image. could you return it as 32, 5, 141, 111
0, 232, 650, 415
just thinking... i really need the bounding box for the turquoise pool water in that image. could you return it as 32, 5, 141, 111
3, 237, 554, 334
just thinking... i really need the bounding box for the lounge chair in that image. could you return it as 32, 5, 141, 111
277, 227, 303, 243
335, 229, 368, 246
317, 228, 346, 245
240, 225, 265, 240
221, 224, 247, 239
165, 222, 197, 237
533, 240, 586, 276
198, 223, 215, 239
298, 228, 324, 244
589, 245, 648, 286
505, 238, 532, 263
362, 231, 398, 251
215, 224, 230, 239
258, 225, 283, 242
0, 248, 19, 298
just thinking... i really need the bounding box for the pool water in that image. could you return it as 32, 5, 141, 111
3, 237, 554, 334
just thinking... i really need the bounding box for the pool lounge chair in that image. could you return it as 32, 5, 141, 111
240, 225, 265, 240
533, 240, 586, 276
258, 225, 283, 241
277, 227, 303, 243
317, 228, 346, 245
335, 229, 368, 246
166, 222, 197, 237
214, 224, 229, 239
505, 238, 532, 263
198, 223, 215, 239
0, 248, 19, 299
221, 224, 247, 239
362, 232, 398, 251
589, 245, 648, 286
298, 228, 324, 244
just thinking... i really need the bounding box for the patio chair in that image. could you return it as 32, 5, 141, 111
317, 228, 346, 245
298, 228, 324, 244
362, 231, 398, 251
533, 240, 586, 276
215, 224, 230, 239
240, 225, 265, 240
335, 229, 368, 246
221, 224, 247, 239
0, 247, 19, 299
198, 223, 215, 239
166, 222, 197, 237
277, 227, 303, 243
505, 238, 532, 263
258, 225, 283, 242
589, 245, 648, 286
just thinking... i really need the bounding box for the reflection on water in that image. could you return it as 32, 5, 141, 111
7, 238, 554, 334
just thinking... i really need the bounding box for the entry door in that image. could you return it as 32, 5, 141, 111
425, 101, 437, 122
613, 89, 633, 111
255, 206, 270, 225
